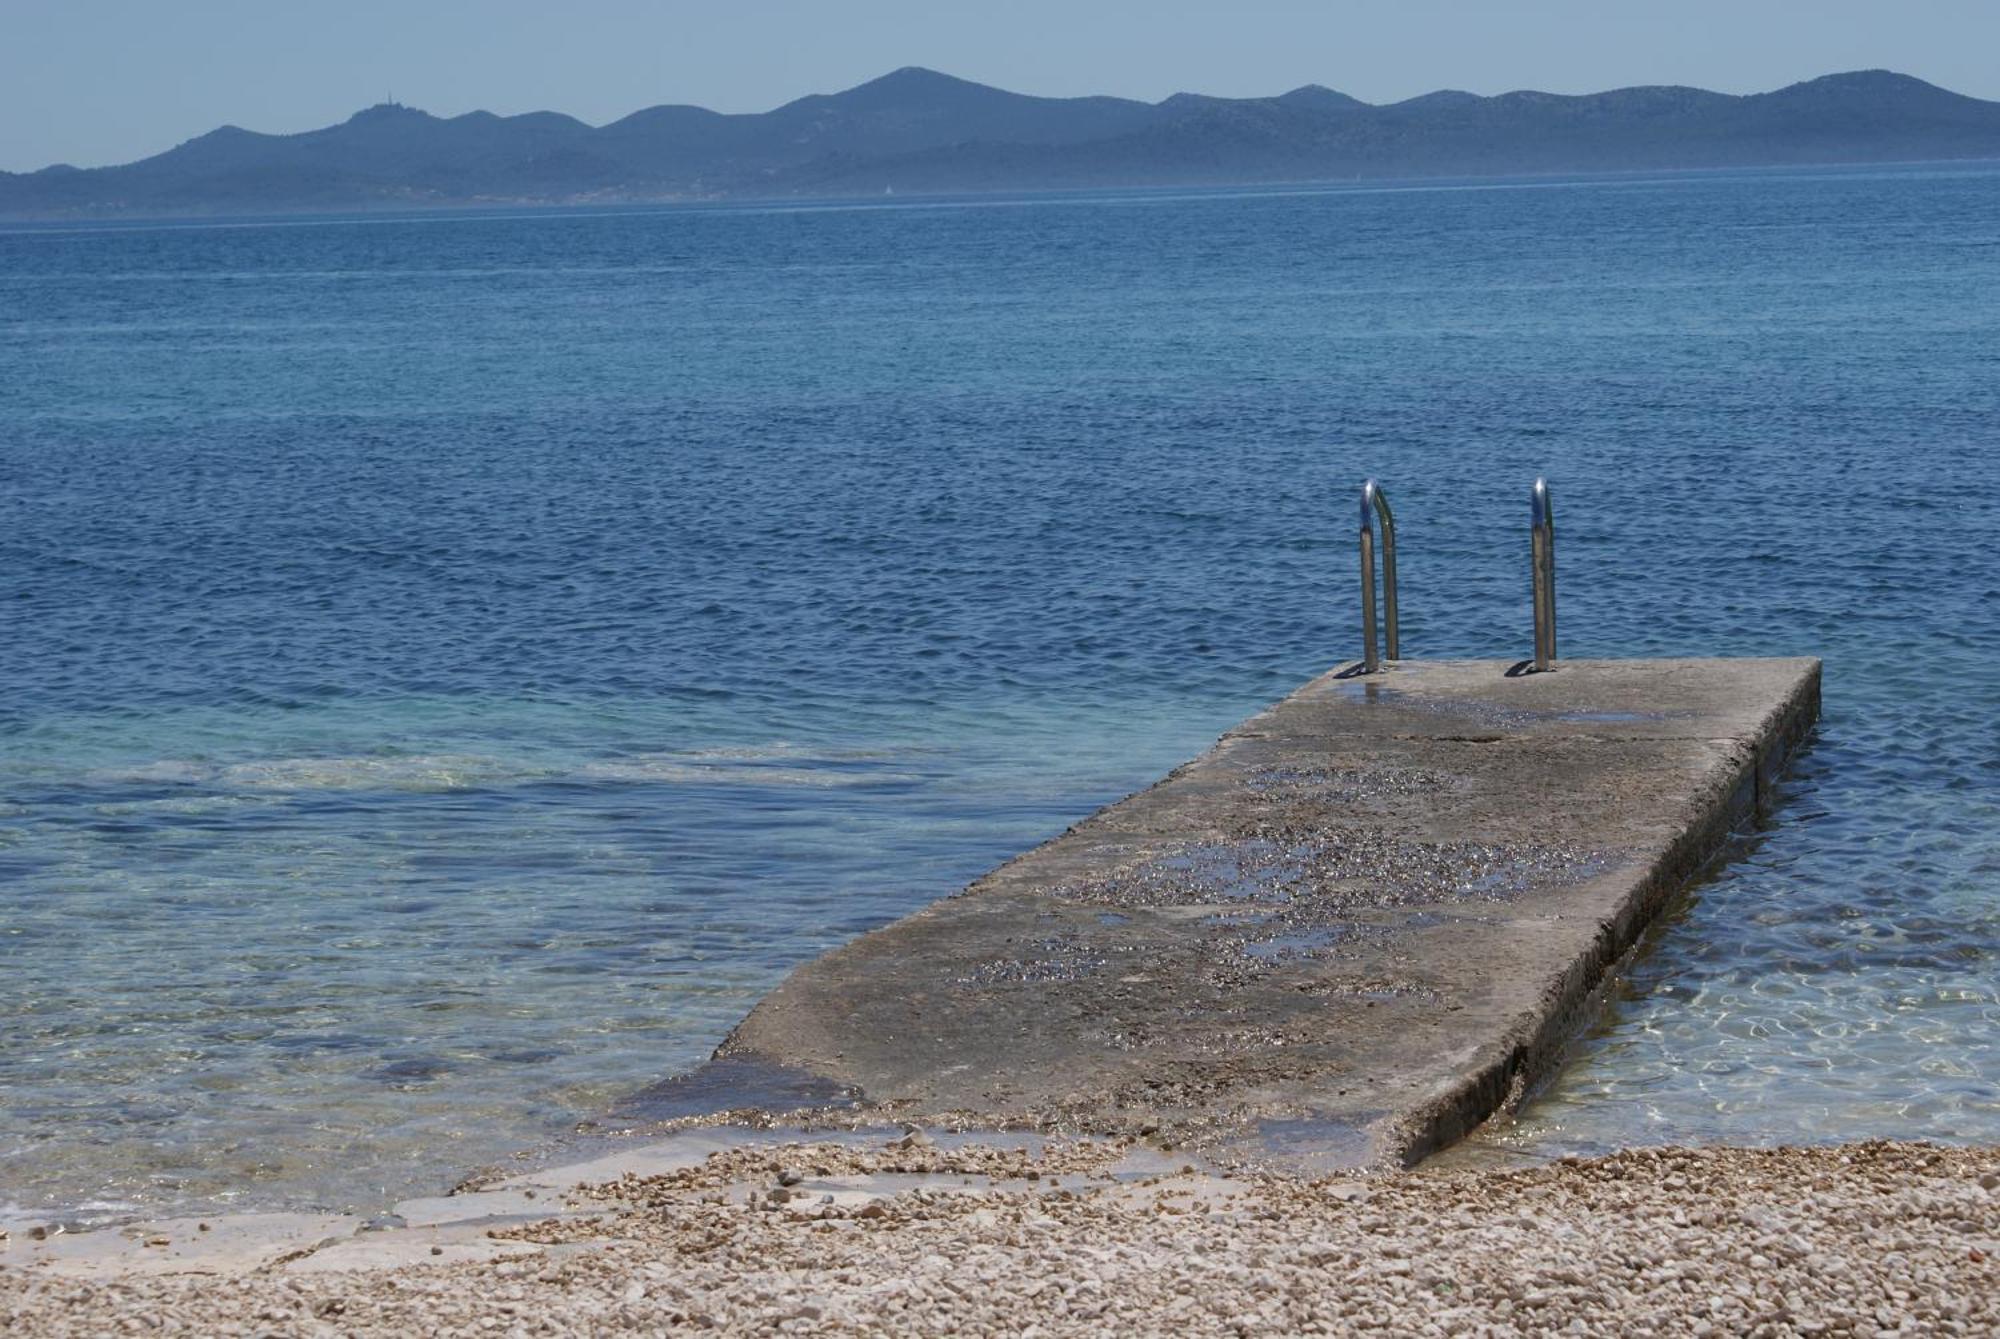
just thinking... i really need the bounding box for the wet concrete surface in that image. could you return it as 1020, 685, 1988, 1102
701, 658, 1822, 1170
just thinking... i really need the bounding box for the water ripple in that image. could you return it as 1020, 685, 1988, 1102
0, 165, 1996, 1217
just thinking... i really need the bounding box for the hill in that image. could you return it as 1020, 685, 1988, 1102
4, 68, 1997, 218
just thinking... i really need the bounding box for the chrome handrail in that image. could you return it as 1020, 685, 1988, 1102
1358, 479, 1399, 673
1531, 477, 1557, 671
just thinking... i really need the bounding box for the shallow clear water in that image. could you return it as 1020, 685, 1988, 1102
1, 167, 1996, 1218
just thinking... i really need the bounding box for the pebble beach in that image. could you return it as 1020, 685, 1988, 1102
6, 1137, 1995, 1335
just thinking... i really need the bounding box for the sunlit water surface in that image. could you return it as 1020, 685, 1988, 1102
1, 167, 1996, 1219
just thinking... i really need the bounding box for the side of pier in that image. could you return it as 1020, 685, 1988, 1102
695, 657, 1821, 1167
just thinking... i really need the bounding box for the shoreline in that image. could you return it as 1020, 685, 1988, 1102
2, 651, 1985, 1330
6, 658, 1831, 1237
6, 1134, 1995, 1333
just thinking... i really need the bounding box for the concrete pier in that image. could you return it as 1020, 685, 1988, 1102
692, 657, 1821, 1168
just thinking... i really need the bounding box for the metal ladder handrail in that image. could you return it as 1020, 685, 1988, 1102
1358, 479, 1399, 673
1531, 477, 1557, 671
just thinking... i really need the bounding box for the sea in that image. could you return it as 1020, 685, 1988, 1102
2, 164, 1996, 1223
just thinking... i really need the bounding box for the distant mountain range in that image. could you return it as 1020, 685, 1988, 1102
6, 67, 2000, 219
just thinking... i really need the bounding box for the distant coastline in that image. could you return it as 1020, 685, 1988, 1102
6, 66, 2000, 221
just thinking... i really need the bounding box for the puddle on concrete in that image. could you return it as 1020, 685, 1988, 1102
1242, 1114, 1384, 1173
1325, 680, 1682, 732
1033, 832, 1618, 1002
1294, 835, 1615, 908
1062, 838, 1313, 909
1243, 928, 1349, 962
1326, 679, 1526, 728
1153, 840, 1312, 900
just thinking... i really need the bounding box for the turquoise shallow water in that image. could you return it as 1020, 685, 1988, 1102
1, 167, 1996, 1218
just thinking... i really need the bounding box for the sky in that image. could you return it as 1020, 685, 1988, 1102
5, 0, 1999, 172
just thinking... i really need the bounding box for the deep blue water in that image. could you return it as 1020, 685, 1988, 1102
2, 167, 1996, 1219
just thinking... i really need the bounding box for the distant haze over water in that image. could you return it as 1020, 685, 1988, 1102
0, 163, 1996, 1219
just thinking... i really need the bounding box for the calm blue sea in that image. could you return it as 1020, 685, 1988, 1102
2, 167, 1996, 1220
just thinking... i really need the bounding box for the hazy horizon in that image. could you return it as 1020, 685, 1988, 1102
6, 0, 2000, 173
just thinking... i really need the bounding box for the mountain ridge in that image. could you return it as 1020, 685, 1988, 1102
5, 67, 1997, 218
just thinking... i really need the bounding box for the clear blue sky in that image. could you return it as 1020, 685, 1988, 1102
5, 0, 1998, 172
